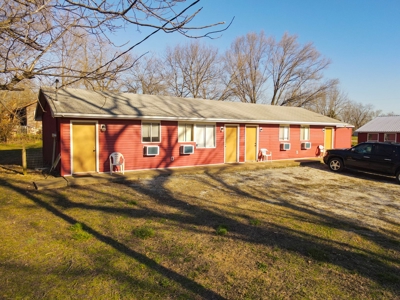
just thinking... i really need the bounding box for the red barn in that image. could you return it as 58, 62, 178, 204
35, 87, 353, 176
356, 116, 400, 143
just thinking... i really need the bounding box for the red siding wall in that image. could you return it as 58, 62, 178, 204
98, 120, 225, 172
358, 133, 367, 143
41, 99, 58, 167
59, 119, 71, 175
334, 127, 353, 148
357, 132, 400, 144
53, 118, 352, 176
258, 125, 329, 160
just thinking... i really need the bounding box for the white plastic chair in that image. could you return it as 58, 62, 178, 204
109, 152, 125, 175
318, 145, 324, 157
260, 148, 272, 162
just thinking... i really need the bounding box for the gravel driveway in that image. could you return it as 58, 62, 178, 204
181, 163, 400, 236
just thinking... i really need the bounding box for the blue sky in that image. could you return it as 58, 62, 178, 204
122, 0, 400, 114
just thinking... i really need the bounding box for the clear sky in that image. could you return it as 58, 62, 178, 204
122, 0, 400, 114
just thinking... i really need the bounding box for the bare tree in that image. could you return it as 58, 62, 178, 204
0, 0, 227, 91
380, 111, 399, 117
223, 31, 271, 103
164, 41, 226, 99
340, 101, 381, 130
0, 92, 19, 142
36, 32, 132, 91
123, 55, 168, 95
268, 32, 336, 106
305, 83, 350, 119
0, 86, 36, 141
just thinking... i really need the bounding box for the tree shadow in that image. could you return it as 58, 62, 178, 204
2, 164, 400, 296
0, 177, 226, 300
50, 167, 400, 293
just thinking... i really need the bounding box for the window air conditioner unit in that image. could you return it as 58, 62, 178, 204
301, 142, 312, 150
180, 144, 194, 154
144, 145, 159, 156
280, 143, 291, 151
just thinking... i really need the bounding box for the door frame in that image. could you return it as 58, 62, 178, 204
324, 127, 334, 150
245, 125, 259, 162
224, 124, 239, 163
70, 120, 99, 174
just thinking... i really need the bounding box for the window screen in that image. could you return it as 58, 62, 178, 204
178, 124, 193, 142
279, 125, 290, 141
300, 126, 310, 140
195, 124, 215, 148
142, 122, 160, 142
367, 133, 378, 141
384, 133, 396, 142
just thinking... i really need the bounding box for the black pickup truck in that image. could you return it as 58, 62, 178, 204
323, 142, 400, 183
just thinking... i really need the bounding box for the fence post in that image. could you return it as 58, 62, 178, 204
22, 145, 27, 175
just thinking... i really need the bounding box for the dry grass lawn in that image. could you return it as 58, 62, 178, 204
0, 162, 399, 299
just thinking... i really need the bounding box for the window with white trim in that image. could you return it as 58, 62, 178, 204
195, 124, 215, 148
367, 133, 378, 142
178, 123, 194, 142
279, 125, 290, 141
300, 125, 310, 140
384, 133, 396, 142
142, 122, 160, 142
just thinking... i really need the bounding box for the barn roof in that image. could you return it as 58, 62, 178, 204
35, 87, 352, 127
356, 116, 400, 133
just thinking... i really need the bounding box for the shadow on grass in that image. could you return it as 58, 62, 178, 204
50, 169, 400, 292
2, 164, 400, 297
0, 177, 226, 300
119, 168, 400, 293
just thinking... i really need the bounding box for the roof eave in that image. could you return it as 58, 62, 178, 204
52, 112, 351, 127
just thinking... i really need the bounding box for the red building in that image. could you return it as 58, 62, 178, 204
35, 87, 353, 176
356, 116, 400, 143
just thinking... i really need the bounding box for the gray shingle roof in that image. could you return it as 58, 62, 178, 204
36, 87, 351, 126
356, 116, 400, 133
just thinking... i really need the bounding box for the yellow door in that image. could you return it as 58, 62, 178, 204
225, 126, 238, 163
72, 122, 96, 173
324, 128, 333, 150
245, 126, 257, 162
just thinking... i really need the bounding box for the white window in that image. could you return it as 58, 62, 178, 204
384, 133, 396, 142
279, 125, 290, 141
195, 124, 215, 148
142, 122, 160, 142
178, 123, 194, 142
300, 125, 310, 141
367, 133, 378, 142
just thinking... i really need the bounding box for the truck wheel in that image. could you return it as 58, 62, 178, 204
328, 158, 343, 172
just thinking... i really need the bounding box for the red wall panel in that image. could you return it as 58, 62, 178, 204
98, 120, 225, 174
52, 117, 353, 176
258, 125, 327, 160
41, 100, 57, 167
358, 133, 367, 143
334, 127, 352, 148
358, 132, 400, 144
59, 119, 71, 175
